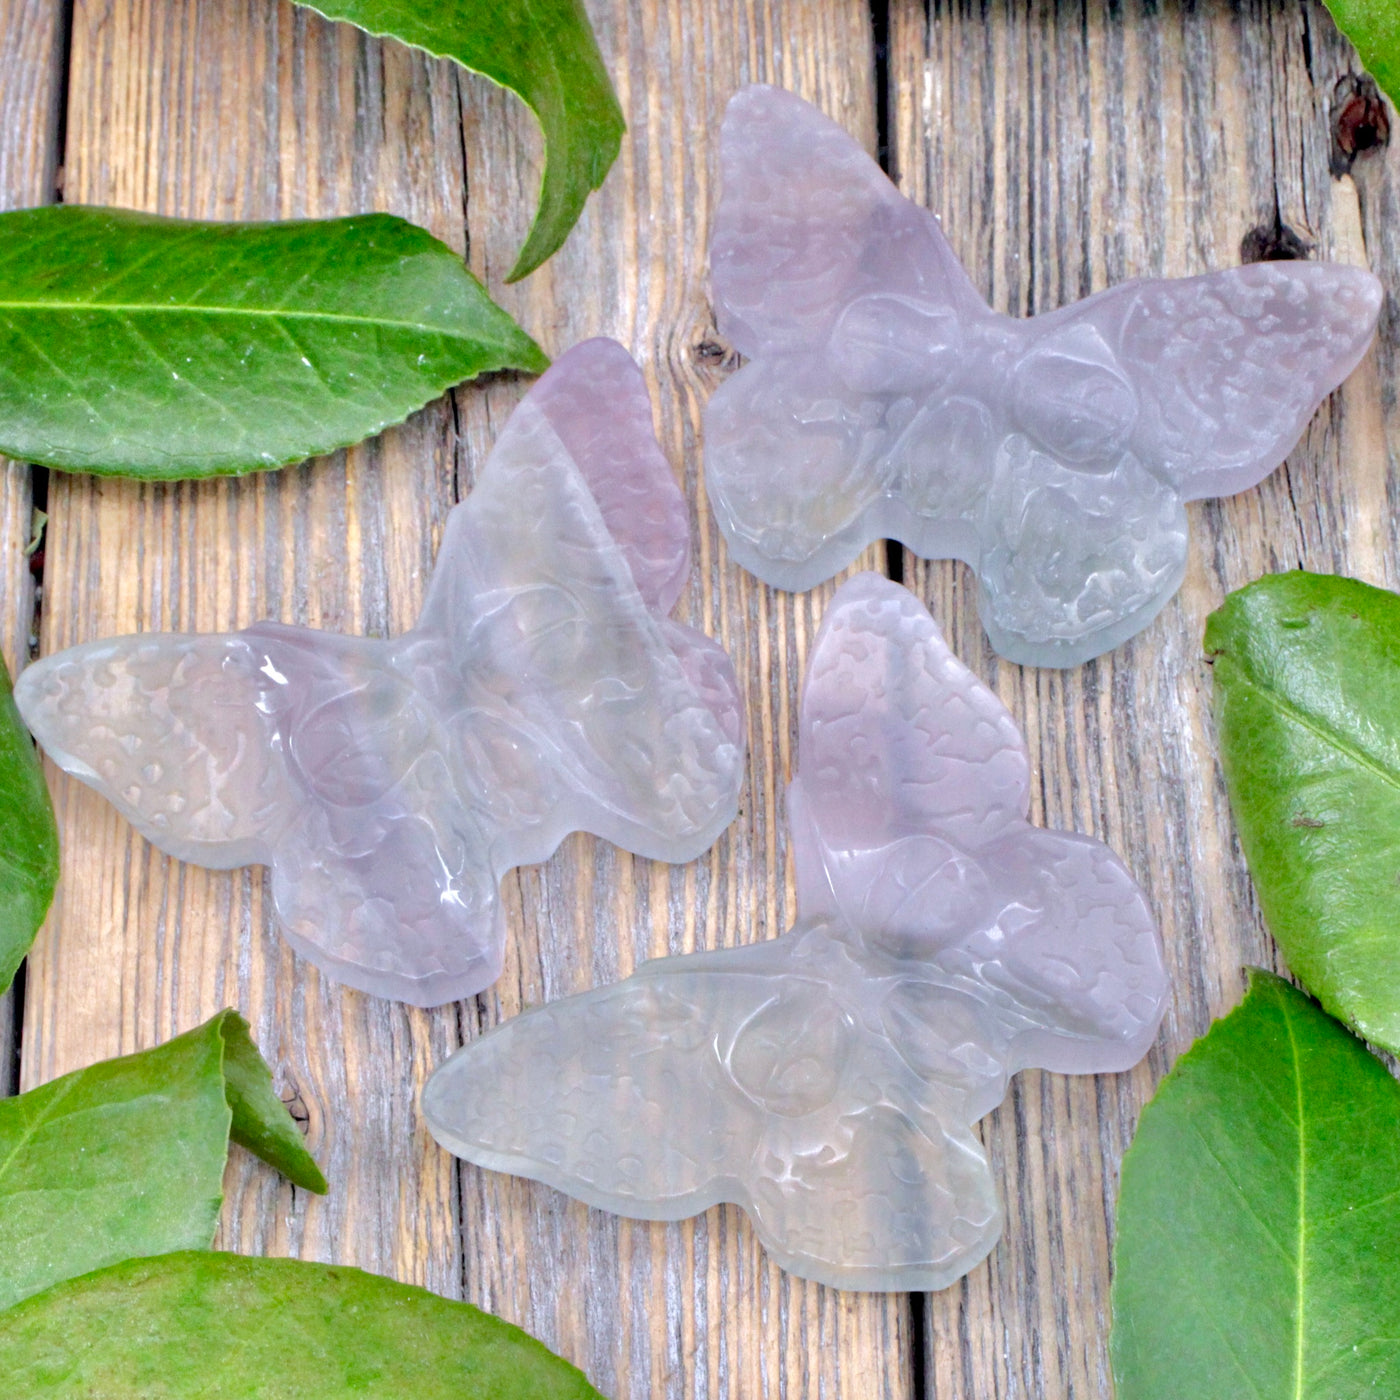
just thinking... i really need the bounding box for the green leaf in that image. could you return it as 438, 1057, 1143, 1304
216, 1012, 328, 1196
0, 653, 57, 994
1111, 970, 1400, 1399
0, 1251, 606, 1398
0, 1010, 325, 1312
0, 206, 548, 478
1323, 1, 1400, 102
295, 0, 625, 281
1206, 571, 1400, 1053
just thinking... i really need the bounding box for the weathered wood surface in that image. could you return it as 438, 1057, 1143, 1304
31, 3, 469, 1310
16, 1, 906, 1396
1, 0, 1395, 1396
892, 3, 1399, 1396
0, 0, 65, 1097
452, 8, 910, 1397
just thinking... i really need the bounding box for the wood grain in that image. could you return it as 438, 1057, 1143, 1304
448, 8, 913, 1396
889, 2, 1399, 1395
27, 0, 469, 1300
20, 1, 910, 1396
0, 0, 66, 1097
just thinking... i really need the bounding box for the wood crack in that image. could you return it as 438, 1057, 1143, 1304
2, 0, 73, 1103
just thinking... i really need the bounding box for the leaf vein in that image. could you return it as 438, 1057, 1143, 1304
0, 300, 473, 340
1225, 663, 1400, 795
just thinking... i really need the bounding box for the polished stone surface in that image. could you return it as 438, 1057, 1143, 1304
423, 574, 1167, 1291
705, 85, 1384, 666
17, 340, 745, 1006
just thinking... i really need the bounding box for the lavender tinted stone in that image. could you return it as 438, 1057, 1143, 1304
704, 85, 1384, 666
15, 339, 745, 1007
422, 573, 1167, 1292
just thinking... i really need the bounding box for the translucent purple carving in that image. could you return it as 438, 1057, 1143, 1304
15, 339, 745, 1007
422, 573, 1167, 1291
705, 85, 1384, 666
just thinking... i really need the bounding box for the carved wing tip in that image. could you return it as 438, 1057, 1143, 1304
793, 574, 1031, 896
518, 336, 692, 616
1240, 258, 1384, 346
722, 82, 840, 134
526, 336, 654, 434
12, 650, 57, 738
543, 335, 646, 388
715, 83, 888, 229
12, 653, 95, 802
12, 634, 183, 776
825, 569, 936, 625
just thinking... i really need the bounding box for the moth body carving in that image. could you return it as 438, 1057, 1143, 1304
705, 85, 1384, 665
423, 574, 1168, 1291
17, 339, 745, 1006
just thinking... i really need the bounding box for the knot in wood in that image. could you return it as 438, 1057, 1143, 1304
1240, 218, 1312, 264
1331, 75, 1391, 176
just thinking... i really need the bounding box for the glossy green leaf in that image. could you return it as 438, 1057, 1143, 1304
1323, 1, 1400, 101
1112, 970, 1400, 1399
1206, 571, 1400, 1053
215, 1012, 328, 1196
0, 206, 548, 478
0, 1010, 326, 1312
0, 1251, 606, 1398
295, 0, 625, 281
0, 653, 57, 994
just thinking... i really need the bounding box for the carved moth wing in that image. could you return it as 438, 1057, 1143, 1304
971, 265, 1381, 662
422, 931, 1005, 1293
424, 575, 1166, 1289
704, 85, 1383, 666
14, 620, 505, 1006
418, 339, 745, 868
14, 632, 291, 871
789, 570, 1030, 903
709, 84, 984, 359
17, 339, 745, 1006
240, 624, 503, 1004
1065, 263, 1384, 502
790, 573, 1165, 1073
706, 85, 986, 592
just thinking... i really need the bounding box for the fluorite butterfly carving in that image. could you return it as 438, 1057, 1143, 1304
423, 573, 1167, 1291
704, 85, 1384, 667
16, 339, 745, 1007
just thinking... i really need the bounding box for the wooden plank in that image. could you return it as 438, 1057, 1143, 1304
888, 1, 1399, 1395
22, 3, 917, 1398
25, 0, 468, 1297
450, 6, 916, 1397
0, 0, 66, 1097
